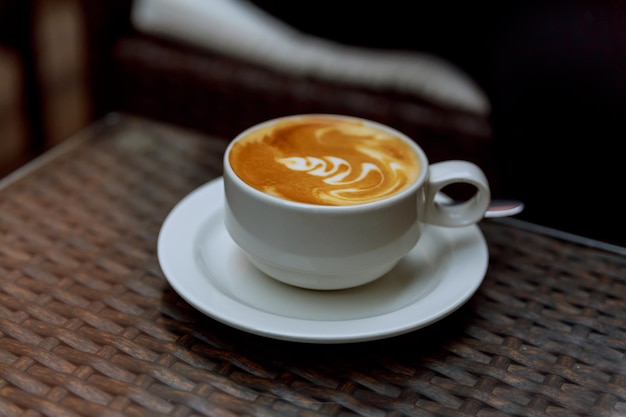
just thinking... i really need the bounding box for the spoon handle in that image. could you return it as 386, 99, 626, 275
484, 200, 525, 218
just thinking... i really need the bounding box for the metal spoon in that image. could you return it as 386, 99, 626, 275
484, 200, 525, 218
440, 198, 525, 218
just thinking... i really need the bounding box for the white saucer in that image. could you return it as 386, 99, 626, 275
157, 177, 489, 343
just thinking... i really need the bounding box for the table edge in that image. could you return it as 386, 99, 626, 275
0, 114, 121, 192
491, 217, 626, 256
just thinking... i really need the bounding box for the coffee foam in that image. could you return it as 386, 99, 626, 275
229, 116, 422, 205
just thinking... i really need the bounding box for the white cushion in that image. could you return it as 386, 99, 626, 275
131, 0, 490, 115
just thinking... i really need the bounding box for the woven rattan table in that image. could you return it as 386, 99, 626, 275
1, 114, 624, 417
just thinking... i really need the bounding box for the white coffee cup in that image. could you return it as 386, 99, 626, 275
223, 114, 490, 290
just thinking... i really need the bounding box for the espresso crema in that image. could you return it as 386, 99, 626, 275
228, 116, 422, 206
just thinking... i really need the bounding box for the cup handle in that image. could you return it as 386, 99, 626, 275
424, 161, 491, 227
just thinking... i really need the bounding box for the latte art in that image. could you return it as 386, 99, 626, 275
276, 156, 378, 185
229, 116, 422, 205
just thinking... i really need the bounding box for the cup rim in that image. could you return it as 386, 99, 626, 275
223, 113, 429, 212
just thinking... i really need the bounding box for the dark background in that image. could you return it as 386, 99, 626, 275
1, 0, 624, 246
249, 1, 626, 246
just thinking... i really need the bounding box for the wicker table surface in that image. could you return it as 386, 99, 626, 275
0, 114, 624, 417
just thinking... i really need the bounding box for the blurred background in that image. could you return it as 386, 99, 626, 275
0, 0, 90, 177
1, 0, 624, 246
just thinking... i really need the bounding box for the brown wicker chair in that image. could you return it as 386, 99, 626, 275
77, 0, 501, 199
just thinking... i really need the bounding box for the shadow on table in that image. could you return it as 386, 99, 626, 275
159, 283, 476, 367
